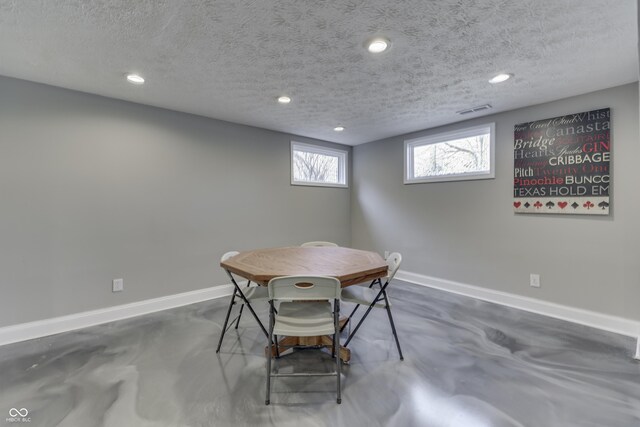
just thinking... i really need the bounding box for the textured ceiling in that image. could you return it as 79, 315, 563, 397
0, 0, 637, 145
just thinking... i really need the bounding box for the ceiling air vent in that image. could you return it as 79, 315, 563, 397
456, 104, 492, 115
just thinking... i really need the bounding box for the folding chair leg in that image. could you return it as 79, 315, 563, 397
344, 300, 376, 347
226, 272, 269, 339
339, 278, 379, 334
234, 304, 245, 329
331, 333, 336, 358
235, 281, 253, 329
382, 291, 404, 360
339, 303, 361, 333
266, 303, 274, 405
216, 292, 237, 353
386, 305, 404, 361
335, 299, 342, 404
235, 288, 269, 338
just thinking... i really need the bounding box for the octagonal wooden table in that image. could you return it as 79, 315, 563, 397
220, 246, 388, 362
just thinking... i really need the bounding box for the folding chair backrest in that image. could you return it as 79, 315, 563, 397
300, 241, 339, 247
268, 276, 341, 301
221, 251, 240, 262
386, 252, 402, 281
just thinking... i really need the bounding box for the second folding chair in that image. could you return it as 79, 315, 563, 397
216, 251, 270, 353
340, 252, 404, 360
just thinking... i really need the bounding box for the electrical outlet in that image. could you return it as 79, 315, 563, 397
112, 278, 124, 292
529, 274, 540, 288
384, 251, 390, 259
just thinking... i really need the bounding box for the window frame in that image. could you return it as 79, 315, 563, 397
290, 141, 349, 188
404, 122, 496, 184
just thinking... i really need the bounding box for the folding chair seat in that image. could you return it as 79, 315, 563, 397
300, 241, 339, 247
216, 251, 269, 353
340, 252, 404, 360
265, 275, 342, 405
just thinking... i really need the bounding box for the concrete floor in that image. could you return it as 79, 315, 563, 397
1, 281, 639, 427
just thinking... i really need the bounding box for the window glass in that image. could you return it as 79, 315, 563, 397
405, 123, 495, 183
291, 142, 348, 187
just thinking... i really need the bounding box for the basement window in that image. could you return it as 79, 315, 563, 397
404, 123, 495, 184
291, 142, 348, 188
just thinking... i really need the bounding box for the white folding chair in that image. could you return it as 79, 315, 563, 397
300, 241, 339, 247
265, 275, 342, 405
340, 252, 404, 360
216, 251, 270, 353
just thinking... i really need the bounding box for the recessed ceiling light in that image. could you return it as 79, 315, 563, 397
126, 73, 145, 84
367, 37, 390, 54
489, 73, 513, 84
334, 126, 345, 132
277, 96, 291, 104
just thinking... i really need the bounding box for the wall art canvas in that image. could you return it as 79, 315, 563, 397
513, 108, 610, 215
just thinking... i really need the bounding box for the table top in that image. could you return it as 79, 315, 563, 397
220, 246, 388, 287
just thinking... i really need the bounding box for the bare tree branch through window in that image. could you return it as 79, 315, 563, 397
291, 142, 347, 187
413, 134, 490, 178
405, 124, 494, 183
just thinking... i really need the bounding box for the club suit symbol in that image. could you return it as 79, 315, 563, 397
9, 408, 28, 417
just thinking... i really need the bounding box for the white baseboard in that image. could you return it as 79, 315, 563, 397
0, 284, 234, 347
396, 270, 640, 357
4, 274, 639, 359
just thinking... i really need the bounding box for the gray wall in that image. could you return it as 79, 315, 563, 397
351, 83, 640, 321
0, 76, 351, 327
2, 75, 638, 328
